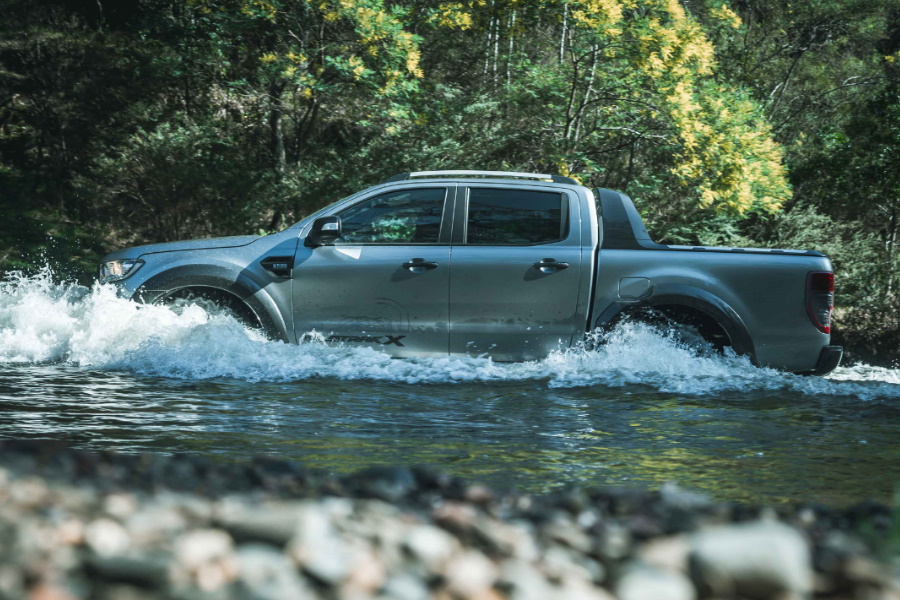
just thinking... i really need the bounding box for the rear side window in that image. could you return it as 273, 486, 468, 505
466, 188, 567, 245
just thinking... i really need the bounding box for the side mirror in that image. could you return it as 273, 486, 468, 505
305, 216, 342, 247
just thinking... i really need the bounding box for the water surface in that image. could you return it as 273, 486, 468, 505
2, 271, 900, 506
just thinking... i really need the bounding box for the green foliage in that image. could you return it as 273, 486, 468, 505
77, 117, 275, 243
2, 0, 900, 348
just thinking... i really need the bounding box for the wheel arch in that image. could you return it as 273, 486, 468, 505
594, 284, 756, 361
134, 265, 289, 342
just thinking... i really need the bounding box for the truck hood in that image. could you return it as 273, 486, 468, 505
102, 235, 260, 261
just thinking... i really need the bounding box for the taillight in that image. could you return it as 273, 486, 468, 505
806, 271, 834, 334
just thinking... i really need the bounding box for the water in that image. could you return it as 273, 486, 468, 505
2, 270, 900, 506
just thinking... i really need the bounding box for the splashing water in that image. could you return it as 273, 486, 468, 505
2, 269, 899, 399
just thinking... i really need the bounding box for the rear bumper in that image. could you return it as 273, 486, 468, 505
809, 345, 843, 376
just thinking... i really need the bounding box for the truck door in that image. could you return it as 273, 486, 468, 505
292, 184, 453, 357
449, 185, 583, 360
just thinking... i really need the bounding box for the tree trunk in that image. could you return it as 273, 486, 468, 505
559, 3, 568, 63
269, 81, 287, 175
887, 207, 897, 298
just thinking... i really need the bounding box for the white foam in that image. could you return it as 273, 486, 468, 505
2, 269, 900, 399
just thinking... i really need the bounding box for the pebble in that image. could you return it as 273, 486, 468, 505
615, 563, 695, 600
236, 543, 313, 599
85, 518, 130, 556
689, 520, 812, 599
444, 549, 498, 598
403, 524, 459, 570
0, 440, 894, 600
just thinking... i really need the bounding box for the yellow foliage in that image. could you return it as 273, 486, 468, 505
242, 0, 277, 20
556, 0, 788, 214
430, 3, 473, 29
710, 4, 743, 29
260, 52, 278, 64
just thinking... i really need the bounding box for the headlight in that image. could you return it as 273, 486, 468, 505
98, 259, 144, 283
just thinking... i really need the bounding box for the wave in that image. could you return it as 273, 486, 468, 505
2, 269, 899, 399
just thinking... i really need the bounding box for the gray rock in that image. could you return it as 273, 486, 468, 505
235, 543, 312, 600
403, 524, 459, 571
498, 558, 555, 600
553, 577, 618, 600
659, 483, 711, 511
689, 520, 812, 599
175, 529, 234, 571
288, 500, 352, 585
637, 535, 689, 573
217, 500, 322, 547
380, 574, 431, 600
85, 518, 130, 556
542, 546, 604, 585
615, 563, 695, 600
593, 521, 631, 561
86, 554, 169, 587
444, 549, 498, 599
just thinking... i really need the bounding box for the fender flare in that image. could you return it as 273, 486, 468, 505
593, 283, 756, 361
134, 265, 289, 342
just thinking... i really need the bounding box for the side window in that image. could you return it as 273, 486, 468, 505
336, 187, 446, 245
466, 188, 567, 245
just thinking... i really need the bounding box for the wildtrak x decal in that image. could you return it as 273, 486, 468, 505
326, 334, 407, 347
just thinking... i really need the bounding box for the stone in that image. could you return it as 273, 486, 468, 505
403, 524, 459, 571
236, 543, 312, 600
351, 466, 416, 502
216, 501, 304, 547
637, 535, 690, 572
342, 545, 386, 596
288, 501, 352, 585
85, 518, 130, 556
103, 494, 137, 520
593, 521, 631, 561
381, 574, 431, 600
615, 563, 696, 600
541, 546, 600, 584
175, 529, 234, 571
498, 558, 555, 600
542, 518, 592, 554
689, 520, 812, 599
553, 577, 618, 600
86, 554, 169, 587
444, 550, 497, 599
659, 483, 711, 511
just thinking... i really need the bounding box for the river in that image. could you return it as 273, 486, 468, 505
2, 270, 900, 507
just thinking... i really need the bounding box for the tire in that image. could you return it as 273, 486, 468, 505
162, 287, 261, 331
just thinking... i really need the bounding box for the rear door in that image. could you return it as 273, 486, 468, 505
292, 184, 453, 357
448, 184, 583, 360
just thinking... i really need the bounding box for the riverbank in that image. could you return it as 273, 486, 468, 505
1, 440, 898, 599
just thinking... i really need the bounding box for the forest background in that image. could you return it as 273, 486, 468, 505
1, 0, 899, 362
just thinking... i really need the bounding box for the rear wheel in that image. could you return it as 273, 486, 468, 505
613, 305, 731, 355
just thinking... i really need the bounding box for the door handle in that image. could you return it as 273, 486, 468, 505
402, 258, 439, 271
533, 258, 569, 272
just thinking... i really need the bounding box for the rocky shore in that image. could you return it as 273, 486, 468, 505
0, 440, 898, 600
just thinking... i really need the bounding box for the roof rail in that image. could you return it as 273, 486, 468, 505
384, 170, 579, 185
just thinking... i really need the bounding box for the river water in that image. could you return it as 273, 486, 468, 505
2, 270, 900, 507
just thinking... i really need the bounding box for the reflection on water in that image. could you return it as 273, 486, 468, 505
2, 270, 900, 506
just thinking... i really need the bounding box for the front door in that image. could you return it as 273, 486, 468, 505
449, 185, 583, 360
292, 185, 453, 357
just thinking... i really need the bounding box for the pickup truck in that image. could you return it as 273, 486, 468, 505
99, 170, 842, 375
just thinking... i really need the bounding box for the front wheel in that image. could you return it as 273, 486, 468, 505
161, 287, 262, 332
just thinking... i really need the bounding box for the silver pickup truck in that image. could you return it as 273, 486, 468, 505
99, 170, 842, 375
